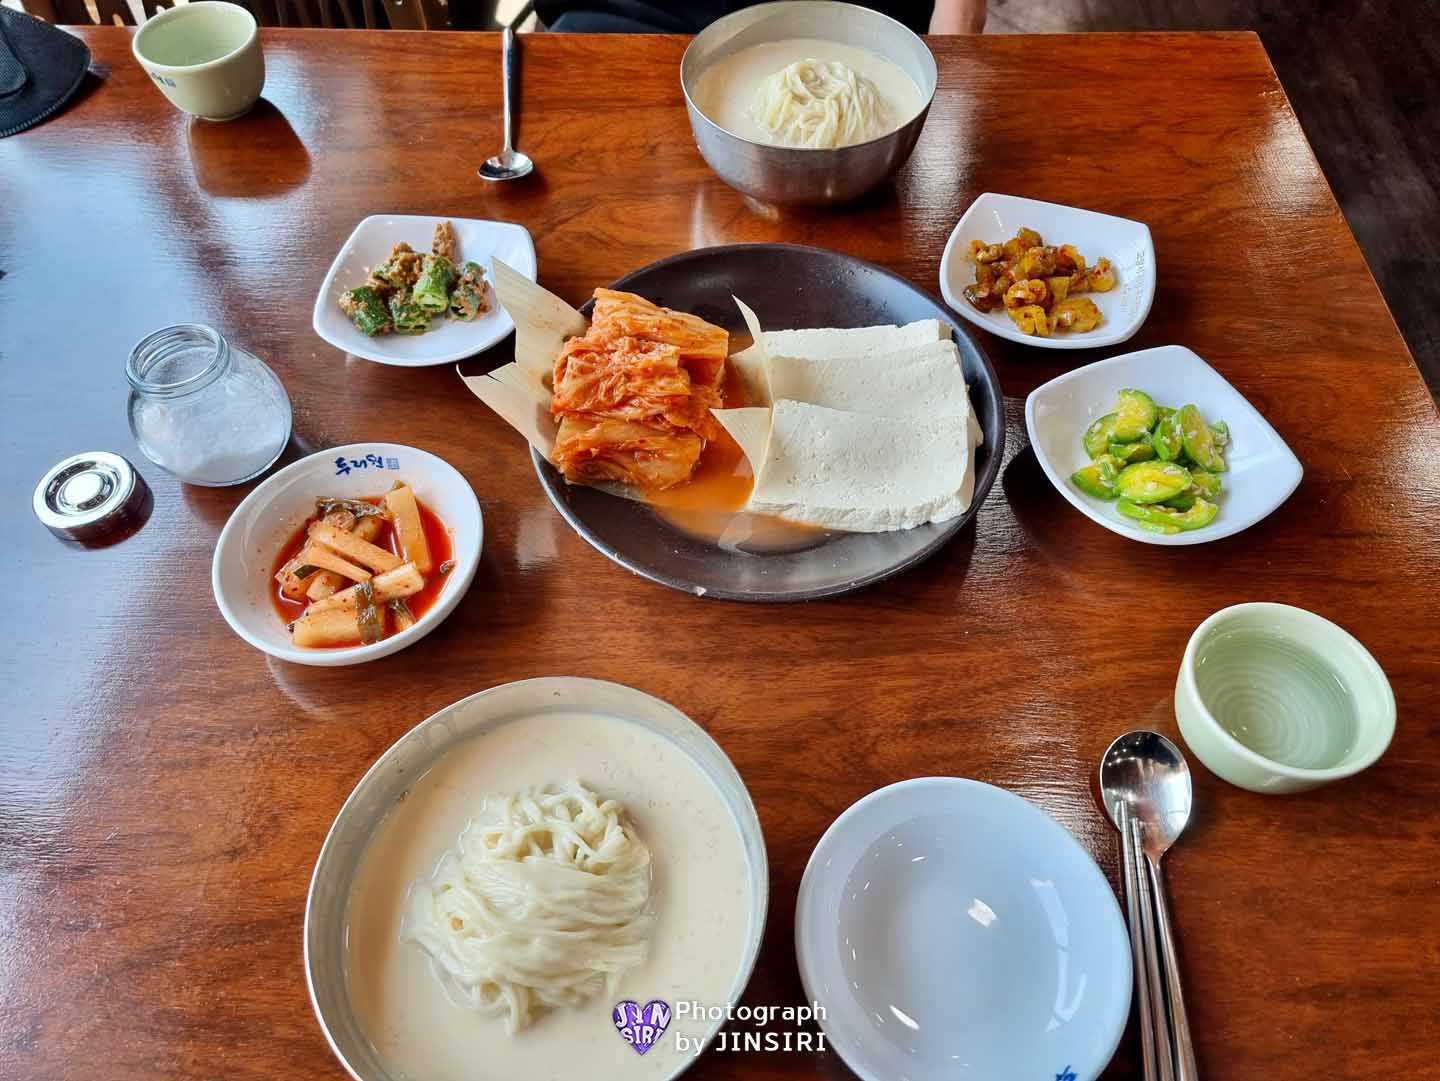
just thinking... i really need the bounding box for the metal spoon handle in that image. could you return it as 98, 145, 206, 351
1147, 857, 1199, 1081
1134, 819, 1175, 1081
1116, 803, 1159, 1081
500, 24, 517, 153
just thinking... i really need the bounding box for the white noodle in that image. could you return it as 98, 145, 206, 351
401, 782, 653, 1034
749, 58, 891, 149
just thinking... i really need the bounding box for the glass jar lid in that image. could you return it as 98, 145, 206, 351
33, 452, 150, 542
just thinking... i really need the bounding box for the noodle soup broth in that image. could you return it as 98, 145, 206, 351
692, 38, 925, 148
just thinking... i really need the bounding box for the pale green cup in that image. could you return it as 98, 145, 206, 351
1175, 602, 1395, 794
132, 2, 265, 121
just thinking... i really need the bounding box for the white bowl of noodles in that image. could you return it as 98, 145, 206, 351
305, 678, 769, 1081
680, 1, 937, 206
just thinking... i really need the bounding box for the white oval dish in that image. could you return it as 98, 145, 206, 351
940, 192, 1155, 350
212, 442, 481, 666
1025, 344, 1303, 546
796, 777, 1131, 1081
304, 677, 770, 1081
312, 215, 537, 366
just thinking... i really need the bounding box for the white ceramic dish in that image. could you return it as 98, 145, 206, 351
1026, 345, 1303, 546
940, 193, 1155, 350
304, 677, 770, 1081
212, 442, 481, 666
312, 215, 536, 366
795, 777, 1131, 1081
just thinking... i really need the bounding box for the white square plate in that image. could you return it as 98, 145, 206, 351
939, 192, 1156, 350
1025, 345, 1303, 545
312, 215, 536, 367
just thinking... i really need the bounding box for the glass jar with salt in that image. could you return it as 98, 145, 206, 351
126, 324, 291, 486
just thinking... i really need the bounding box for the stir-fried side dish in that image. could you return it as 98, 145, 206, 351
963, 227, 1114, 337
339, 220, 491, 337
271, 483, 454, 647
1070, 388, 1230, 534
550, 289, 730, 491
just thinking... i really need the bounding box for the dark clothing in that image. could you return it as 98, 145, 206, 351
538, 1, 936, 36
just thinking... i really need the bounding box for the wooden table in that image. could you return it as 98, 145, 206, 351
3, 27, 1437, 1081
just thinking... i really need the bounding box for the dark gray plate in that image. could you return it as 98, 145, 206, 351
531, 243, 1005, 602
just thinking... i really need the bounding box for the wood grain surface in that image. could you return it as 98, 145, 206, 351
2, 28, 1438, 1081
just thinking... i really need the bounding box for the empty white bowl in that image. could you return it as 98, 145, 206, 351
313, 215, 536, 366
940, 193, 1155, 350
796, 777, 1131, 1081
1025, 344, 1303, 545
212, 442, 482, 666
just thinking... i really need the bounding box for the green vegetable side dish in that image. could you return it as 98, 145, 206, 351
1112, 388, 1159, 441
449, 262, 489, 321
389, 292, 430, 335
1177, 403, 1227, 472
1151, 410, 1183, 460
411, 254, 455, 314
1082, 413, 1118, 458
1109, 440, 1155, 464
1068, 388, 1230, 534
1117, 497, 1219, 534
1117, 460, 1191, 503
1071, 454, 1120, 499
337, 220, 492, 338
342, 285, 390, 337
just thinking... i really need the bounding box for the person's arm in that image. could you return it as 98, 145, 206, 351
930, 0, 987, 33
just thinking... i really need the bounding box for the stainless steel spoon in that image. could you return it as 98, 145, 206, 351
1100, 730, 1200, 1081
478, 22, 533, 182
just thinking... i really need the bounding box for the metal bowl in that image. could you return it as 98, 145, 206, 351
681, 1, 938, 207
304, 677, 770, 1081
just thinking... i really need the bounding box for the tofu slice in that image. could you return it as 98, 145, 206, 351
745, 401, 974, 533
766, 340, 980, 446
732, 318, 948, 374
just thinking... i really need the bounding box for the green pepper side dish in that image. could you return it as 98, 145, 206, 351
1069, 388, 1230, 533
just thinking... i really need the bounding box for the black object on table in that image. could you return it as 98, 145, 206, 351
0, 6, 91, 139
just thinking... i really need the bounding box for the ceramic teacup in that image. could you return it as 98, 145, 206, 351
1175, 602, 1395, 794
132, 2, 265, 121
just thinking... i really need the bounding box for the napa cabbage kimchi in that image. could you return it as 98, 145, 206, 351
551, 289, 730, 491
